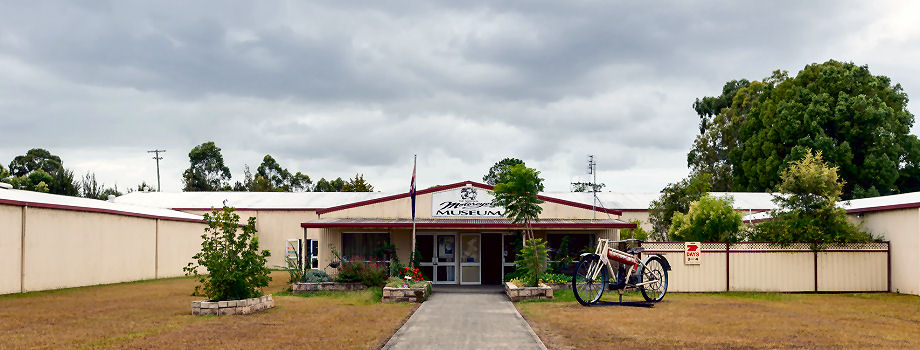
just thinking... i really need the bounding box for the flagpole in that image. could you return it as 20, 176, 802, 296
411, 155, 417, 268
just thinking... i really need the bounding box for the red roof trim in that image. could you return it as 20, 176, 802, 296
171, 207, 323, 212
846, 202, 920, 214
0, 198, 205, 223
316, 180, 623, 215
301, 221, 637, 229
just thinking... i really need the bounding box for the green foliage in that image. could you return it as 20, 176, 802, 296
621, 220, 649, 241
341, 174, 374, 192
9, 148, 63, 177
752, 150, 872, 248
669, 195, 744, 242
408, 249, 422, 269
334, 261, 389, 287
540, 272, 572, 284
234, 155, 313, 192
483, 157, 525, 185
184, 207, 272, 301
649, 172, 712, 240
571, 182, 606, 192
690, 60, 919, 199
688, 80, 752, 191
515, 238, 549, 287
182, 142, 232, 192
312, 177, 347, 192
8, 169, 53, 192
493, 164, 545, 230
5, 149, 79, 196
302, 269, 332, 283
329, 247, 389, 286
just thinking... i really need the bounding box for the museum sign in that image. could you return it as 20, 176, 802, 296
431, 187, 506, 217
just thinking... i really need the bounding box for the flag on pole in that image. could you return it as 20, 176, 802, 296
410, 155, 417, 221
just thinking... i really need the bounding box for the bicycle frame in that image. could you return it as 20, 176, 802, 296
584, 239, 657, 291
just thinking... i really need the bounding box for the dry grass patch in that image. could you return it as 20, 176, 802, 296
0, 271, 415, 349
518, 290, 920, 349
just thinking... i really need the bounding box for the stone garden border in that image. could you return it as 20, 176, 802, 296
192, 295, 274, 316
381, 281, 433, 303
504, 282, 553, 302
292, 282, 367, 294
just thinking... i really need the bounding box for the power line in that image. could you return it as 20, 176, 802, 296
147, 149, 165, 192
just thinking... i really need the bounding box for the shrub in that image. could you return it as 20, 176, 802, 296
752, 150, 873, 248
335, 257, 389, 287
184, 207, 271, 301
302, 269, 332, 283
515, 238, 549, 287
670, 195, 744, 242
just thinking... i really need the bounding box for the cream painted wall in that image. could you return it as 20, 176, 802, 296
852, 208, 920, 295
321, 188, 623, 220
619, 211, 651, 231
156, 220, 206, 278
23, 208, 157, 292
175, 209, 320, 268
0, 205, 23, 294
253, 211, 319, 268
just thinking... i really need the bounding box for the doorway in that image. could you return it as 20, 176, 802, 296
416, 233, 457, 284
481, 233, 503, 285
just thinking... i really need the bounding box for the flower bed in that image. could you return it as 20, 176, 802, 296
382, 281, 432, 303
191, 295, 274, 316
292, 282, 367, 294
504, 282, 553, 302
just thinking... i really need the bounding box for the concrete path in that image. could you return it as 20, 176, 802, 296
382, 286, 547, 350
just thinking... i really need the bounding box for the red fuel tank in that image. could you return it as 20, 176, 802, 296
607, 248, 639, 273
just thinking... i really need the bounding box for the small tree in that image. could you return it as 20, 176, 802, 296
185, 207, 272, 301
669, 195, 743, 242
753, 150, 872, 248
621, 220, 650, 241
493, 163, 547, 286
648, 172, 712, 240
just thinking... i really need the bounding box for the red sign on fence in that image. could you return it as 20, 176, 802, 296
685, 242, 701, 265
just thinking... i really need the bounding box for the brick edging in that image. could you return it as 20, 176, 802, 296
191, 295, 274, 316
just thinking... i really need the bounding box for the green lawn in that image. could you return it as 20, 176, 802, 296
0, 271, 416, 349
517, 289, 920, 349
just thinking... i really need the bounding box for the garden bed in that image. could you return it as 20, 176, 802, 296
381, 281, 432, 303
292, 282, 367, 294
191, 294, 274, 316
504, 281, 553, 302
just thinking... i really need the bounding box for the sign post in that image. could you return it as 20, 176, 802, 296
685, 242, 701, 265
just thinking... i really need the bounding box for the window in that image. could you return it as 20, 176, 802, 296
546, 233, 596, 262
342, 232, 390, 261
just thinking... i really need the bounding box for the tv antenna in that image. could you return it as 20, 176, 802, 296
570, 155, 602, 220
147, 149, 165, 192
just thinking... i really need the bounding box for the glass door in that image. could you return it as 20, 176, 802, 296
435, 234, 457, 284
416, 233, 457, 284
460, 233, 481, 285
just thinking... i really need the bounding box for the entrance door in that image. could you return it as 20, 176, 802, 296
459, 233, 481, 285
416, 233, 457, 284
481, 233, 503, 285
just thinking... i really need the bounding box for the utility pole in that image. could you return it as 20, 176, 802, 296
571, 155, 600, 220
147, 149, 165, 192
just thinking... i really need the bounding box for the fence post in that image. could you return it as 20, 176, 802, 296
725, 242, 730, 292
886, 241, 891, 292
813, 250, 818, 292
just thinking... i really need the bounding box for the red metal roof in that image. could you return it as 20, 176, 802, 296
301, 217, 636, 229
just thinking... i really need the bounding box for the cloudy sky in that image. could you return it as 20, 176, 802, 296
1, 1, 918, 193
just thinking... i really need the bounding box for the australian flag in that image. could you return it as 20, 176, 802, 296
410, 156, 417, 221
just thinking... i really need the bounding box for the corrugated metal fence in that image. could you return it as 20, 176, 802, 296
642, 242, 890, 292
